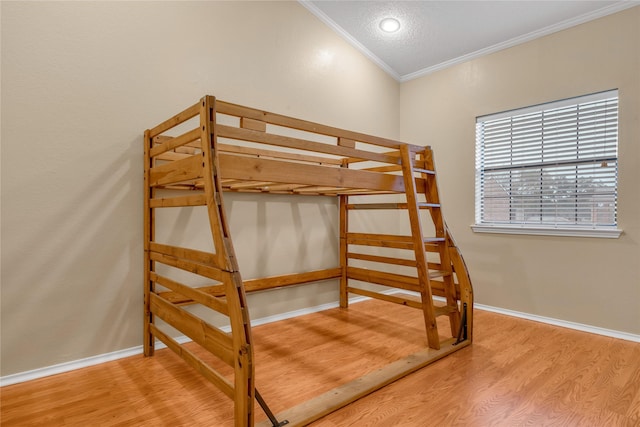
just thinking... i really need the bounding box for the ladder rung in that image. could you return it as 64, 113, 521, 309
424, 237, 446, 243
346, 267, 456, 298
347, 233, 444, 243
348, 232, 417, 242
346, 233, 444, 250
347, 252, 417, 267
429, 279, 460, 299
413, 167, 435, 175
347, 267, 420, 293
434, 304, 459, 317
348, 253, 449, 274
347, 287, 458, 318
347, 232, 413, 244
346, 287, 423, 309
429, 270, 452, 279
389, 292, 459, 317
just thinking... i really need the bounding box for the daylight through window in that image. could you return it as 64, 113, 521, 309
474, 90, 620, 237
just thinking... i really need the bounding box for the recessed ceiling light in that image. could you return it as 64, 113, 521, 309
379, 17, 400, 33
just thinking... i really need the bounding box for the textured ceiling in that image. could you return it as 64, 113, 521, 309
302, 1, 638, 81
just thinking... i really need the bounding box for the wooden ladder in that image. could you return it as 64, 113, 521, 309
340, 145, 462, 350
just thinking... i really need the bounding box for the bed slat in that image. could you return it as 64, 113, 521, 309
150, 128, 201, 157
150, 293, 235, 366
150, 272, 229, 315
150, 242, 217, 268
149, 155, 203, 187
149, 102, 200, 138
149, 251, 228, 282
149, 194, 207, 208
150, 324, 235, 399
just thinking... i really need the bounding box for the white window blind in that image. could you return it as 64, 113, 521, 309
474, 90, 621, 238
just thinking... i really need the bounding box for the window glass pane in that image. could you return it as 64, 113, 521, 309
475, 90, 618, 230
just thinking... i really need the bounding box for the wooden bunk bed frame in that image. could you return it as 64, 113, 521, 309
143, 95, 474, 426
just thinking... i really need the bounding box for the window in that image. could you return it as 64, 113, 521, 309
473, 90, 621, 238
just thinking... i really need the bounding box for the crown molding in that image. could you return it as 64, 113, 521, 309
402, 2, 639, 82
300, 1, 640, 83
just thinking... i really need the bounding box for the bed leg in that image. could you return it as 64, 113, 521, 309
339, 194, 349, 308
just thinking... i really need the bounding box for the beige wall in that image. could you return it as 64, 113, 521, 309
0, 1, 400, 376
400, 7, 640, 334
2, 1, 638, 379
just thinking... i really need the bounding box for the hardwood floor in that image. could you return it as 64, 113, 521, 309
2, 298, 639, 426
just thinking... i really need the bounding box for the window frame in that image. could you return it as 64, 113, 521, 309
472, 90, 623, 239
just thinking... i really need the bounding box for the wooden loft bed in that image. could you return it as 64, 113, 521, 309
143, 95, 474, 426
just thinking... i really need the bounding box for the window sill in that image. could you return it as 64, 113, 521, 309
471, 224, 623, 239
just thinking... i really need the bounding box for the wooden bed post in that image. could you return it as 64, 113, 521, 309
143, 129, 155, 357
338, 140, 353, 309
339, 193, 349, 308
200, 96, 255, 426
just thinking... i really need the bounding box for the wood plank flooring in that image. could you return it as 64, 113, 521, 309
2, 298, 639, 426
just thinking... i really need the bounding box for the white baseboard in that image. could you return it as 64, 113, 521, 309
0, 335, 193, 388
1, 345, 138, 387
2, 292, 638, 387
474, 302, 640, 343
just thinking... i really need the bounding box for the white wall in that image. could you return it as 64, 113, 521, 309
400, 7, 640, 335
0, 1, 400, 376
